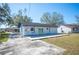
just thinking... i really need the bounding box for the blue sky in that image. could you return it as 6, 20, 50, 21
9, 3, 79, 24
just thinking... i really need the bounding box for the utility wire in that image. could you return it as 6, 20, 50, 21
28, 3, 31, 17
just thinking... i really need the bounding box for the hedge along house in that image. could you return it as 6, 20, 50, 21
57, 24, 79, 33
20, 23, 58, 36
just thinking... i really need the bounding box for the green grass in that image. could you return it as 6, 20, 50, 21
43, 33, 79, 55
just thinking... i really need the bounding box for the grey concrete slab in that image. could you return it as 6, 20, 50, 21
0, 38, 65, 55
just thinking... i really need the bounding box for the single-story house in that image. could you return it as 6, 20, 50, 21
57, 24, 79, 33
20, 23, 58, 36
19, 23, 79, 36
0, 23, 79, 36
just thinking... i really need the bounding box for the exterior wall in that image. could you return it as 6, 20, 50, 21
50, 27, 57, 34
57, 25, 72, 33
20, 26, 25, 36
20, 26, 57, 36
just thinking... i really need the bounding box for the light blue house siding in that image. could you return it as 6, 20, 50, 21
20, 24, 79, 36
20, 25, 58, 36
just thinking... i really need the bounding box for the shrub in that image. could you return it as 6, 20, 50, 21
0, 31, 9, 43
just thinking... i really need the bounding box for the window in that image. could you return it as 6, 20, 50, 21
47, 28, 48, 30
61, 28, 64, 33
15, 29, 19, 32
31, 28, 35, 31
41, 28, 43, 32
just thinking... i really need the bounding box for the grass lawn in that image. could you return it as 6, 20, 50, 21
43, 33, 79, 55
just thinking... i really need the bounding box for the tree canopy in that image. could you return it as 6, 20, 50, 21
0, 4, 32, 26
41, 12, 65, 25
0, 3, 13, 25
13, 9, 32, 26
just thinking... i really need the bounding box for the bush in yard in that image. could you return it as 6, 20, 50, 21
0, 31, 9, 43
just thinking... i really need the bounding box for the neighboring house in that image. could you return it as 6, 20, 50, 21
0, 24, 9, 32
57, 25, 72, 33
20, 23, 58, 36
5, 28, 19, 33
0, 24, 19, 33
57, 24, 79, 33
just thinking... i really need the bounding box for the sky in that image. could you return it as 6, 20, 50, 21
8, 3, 79, 24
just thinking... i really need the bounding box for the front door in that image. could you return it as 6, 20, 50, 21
38, 28, 43, 35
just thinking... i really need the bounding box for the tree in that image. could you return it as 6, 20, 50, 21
13, 9, 32, 26
41, 12, 64, 25
0, 6, 5, 23
75, 15, 79, 24
2, 3, 10, 16
0, 3, 13, 25
41, 12, 51, 24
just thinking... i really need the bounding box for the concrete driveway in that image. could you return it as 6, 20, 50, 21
0, 38, 65, 55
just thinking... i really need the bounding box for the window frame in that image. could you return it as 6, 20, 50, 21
30, 27, 35, 32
